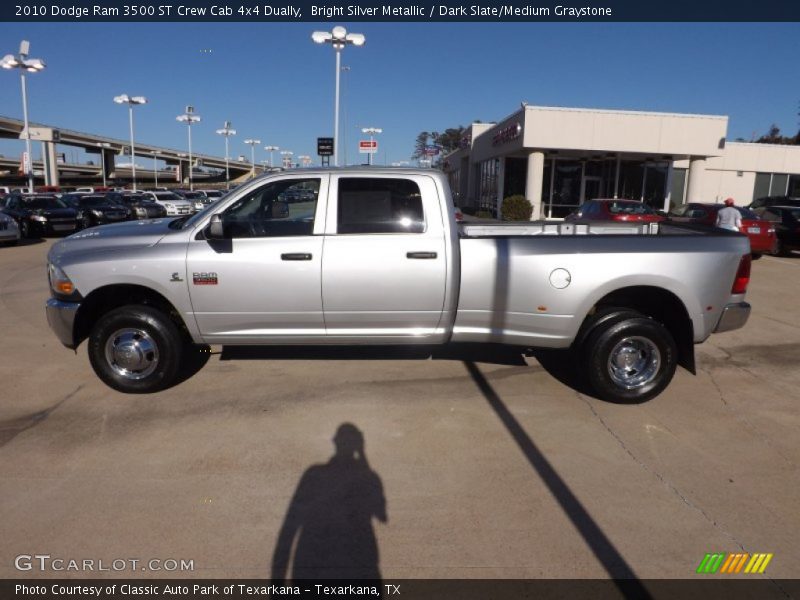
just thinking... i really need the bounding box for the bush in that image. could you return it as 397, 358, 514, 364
501, 195, 533, 221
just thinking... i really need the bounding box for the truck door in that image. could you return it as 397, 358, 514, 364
321, 174, 447, 340
186, 175, 328, 343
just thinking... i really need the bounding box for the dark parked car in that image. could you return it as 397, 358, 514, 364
104, 191, 167, 219
1, 193, 78, 238
749, 196, 800, 210
61, 194, 130, 229
565, 199, 666, 223
752, 206, 800, 256
668, 202, 777, 257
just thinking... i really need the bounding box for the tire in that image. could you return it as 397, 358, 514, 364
88, 305, 184, 393
81, 216, 93, 230
751, 253, 762, 260
582, 313, 677, 404
20, 220, 30, 238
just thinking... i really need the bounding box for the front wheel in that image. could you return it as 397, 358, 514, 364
582, 314, 677, 403
88, 305, 184, 393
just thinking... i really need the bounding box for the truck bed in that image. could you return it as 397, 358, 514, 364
459, 220, 730, 238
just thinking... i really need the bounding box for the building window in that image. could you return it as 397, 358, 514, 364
478, 159, 499, 215
788, 175, 800, 197
547, 159, 582, 218
448, 169, 461, 203
670, 168, 687, 208
753, 173, 771, 200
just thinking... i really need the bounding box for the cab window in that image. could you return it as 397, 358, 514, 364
221, 178, 320, 238
337, 178, 424, 234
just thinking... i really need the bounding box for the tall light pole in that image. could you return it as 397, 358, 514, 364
113, 94, 147, 191
2, 41, 46, 191
341, 65, 350, 166
280, 150, 293, 169
244, 139, 261, 178
176, 105, 200, 190
216, 121, 236, 189
361, 127, 382, 166
151, 150, 162, 188
311, 26, 365, 167
264, 145, 279, 168
96, 142, 111, 187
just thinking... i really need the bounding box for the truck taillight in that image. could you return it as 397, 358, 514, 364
731, 254, 751, 295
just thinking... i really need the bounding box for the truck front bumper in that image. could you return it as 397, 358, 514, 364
714, 302, 751, 333
46, 298, 80, 349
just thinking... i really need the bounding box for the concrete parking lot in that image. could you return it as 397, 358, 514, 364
0, 239, 798, 582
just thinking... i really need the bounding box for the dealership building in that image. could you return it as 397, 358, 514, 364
442, 105, 800, 219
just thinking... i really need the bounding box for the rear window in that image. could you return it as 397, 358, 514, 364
607, 201, 655, 215
337, 178, 425, 234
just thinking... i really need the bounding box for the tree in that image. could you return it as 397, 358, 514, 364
754, 123, 799, 145
412, 131, 430, 160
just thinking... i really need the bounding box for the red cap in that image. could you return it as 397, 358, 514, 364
724, 198, 735, 206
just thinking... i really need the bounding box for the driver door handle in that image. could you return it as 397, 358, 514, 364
281, 253, 312, 261
406, 252, 437, 259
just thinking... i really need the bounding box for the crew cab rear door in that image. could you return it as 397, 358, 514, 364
321, 174, 448, 340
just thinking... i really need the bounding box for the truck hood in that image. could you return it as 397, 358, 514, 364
48, 218, 176, 263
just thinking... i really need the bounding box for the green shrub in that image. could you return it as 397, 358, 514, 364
501, 195, 533, 221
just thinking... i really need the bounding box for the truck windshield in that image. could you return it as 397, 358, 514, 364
23, 197, 65, 209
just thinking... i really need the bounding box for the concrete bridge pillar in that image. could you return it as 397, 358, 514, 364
41, 141, 59, 187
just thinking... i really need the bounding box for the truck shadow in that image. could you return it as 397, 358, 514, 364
221, 342, 528, 367
270, 423, 386, 582
464, 361, 650, 597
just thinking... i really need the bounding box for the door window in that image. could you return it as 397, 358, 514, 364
221, 178, 320, 238
337, 178, 425, 234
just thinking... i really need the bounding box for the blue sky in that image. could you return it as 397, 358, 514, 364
0, 22, 798, 166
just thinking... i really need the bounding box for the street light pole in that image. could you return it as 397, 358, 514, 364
280, 150, 293, 169
2, 40, 46, 191
113, 94, 147, 191
264, 145, 279, 168
312, 26, 365, 167
216, 121, 236, 190
361, 127, 382, 166
176, 106, 201, 191
244, 139, 261, 178
341, 65, 350, 166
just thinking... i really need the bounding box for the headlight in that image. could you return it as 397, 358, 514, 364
135, 207, 146, 216
164, 203, 175, 209
48, 263, 77, 296
30, 215, 47, 222
91, 210, 103, 217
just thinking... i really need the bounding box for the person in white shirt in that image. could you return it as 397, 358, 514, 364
715, 198, 742, 232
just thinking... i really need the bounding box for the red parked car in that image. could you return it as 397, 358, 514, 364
668, 202, 777, 258
565, 199, 666, 223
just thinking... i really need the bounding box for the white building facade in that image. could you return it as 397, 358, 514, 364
442, 105, 800, 219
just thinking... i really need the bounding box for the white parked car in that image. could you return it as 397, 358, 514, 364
0, 211, 20, 246
140, 191, 193, 216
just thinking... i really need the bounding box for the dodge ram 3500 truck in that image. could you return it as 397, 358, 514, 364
45, 169, 751, 402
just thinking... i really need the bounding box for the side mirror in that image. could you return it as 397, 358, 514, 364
207, 213, 224, 239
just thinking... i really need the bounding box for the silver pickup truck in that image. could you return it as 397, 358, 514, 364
45, 168, 751, 402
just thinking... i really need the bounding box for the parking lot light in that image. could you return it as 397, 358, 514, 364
280, 150, 293, 169
361, 127, 382, 166
151, 150, 162, 188
244, 139, 261, 178
312, 26, 365, 167
264, 145, 279, 168
95, 142, 111, 187
2, 40, 46, 192
216, 121, 236, 189
113, 94, 148, 191
176, 106, 201, 190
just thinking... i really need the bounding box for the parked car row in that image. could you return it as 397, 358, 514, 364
0, 187, 228, 240
564, 196, 800, 258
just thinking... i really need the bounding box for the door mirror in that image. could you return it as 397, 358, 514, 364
207, 213, 224, 239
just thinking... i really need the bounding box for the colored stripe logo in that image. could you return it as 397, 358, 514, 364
697, 552, 773, 574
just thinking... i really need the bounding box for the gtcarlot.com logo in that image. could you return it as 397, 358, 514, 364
696, 552, 773, 574
14, 554, 194, 572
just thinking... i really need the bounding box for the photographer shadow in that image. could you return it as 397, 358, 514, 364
271, 423, 387, 582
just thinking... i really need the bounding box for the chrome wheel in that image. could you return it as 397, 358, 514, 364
104, 328, 160, 380
606, 336, 661, 390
